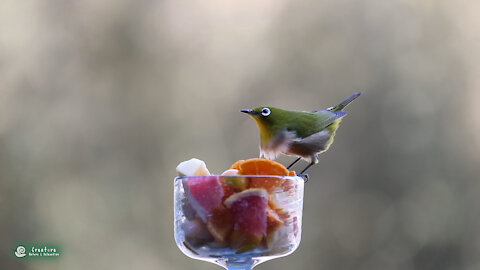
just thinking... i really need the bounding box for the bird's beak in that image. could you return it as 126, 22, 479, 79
240, 109, 256, 115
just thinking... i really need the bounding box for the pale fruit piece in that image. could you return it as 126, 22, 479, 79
221, 169, 239, 175
220, 169, 248, 199
185, 176, 224, 222
223, 177, 249, 191
220, 170, 249, 192
176, 158, 210, 176
265, 222, 289, 249
182, 218, 213, 246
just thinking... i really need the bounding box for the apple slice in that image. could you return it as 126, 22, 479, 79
221, 169, 240, 176
220, 169, 250, 203
176, 158, 210, 176
220, 169, 238, 202
223, 177, 249, 191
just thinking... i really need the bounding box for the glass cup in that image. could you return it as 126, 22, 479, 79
174, 175, 305, 270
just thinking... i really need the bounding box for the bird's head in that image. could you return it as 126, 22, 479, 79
241, 107, 277, 125
241, 107, 287, 144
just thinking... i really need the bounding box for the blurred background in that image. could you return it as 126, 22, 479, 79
1, 0, 480, 269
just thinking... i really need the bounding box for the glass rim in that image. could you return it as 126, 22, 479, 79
175, 174, 308, 182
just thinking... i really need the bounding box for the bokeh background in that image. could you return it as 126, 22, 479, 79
1, 0, 480, 269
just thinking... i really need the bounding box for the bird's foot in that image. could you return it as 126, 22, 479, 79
298, 174, 309, 183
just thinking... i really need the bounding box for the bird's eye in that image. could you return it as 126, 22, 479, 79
261, 108, 271, 117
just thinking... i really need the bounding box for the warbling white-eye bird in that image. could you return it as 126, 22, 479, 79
241, 92, 361, 174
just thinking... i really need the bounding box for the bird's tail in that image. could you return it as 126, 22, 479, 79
329, 92, 361, 112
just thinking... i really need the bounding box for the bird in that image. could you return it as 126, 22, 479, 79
241, 92, 361, 174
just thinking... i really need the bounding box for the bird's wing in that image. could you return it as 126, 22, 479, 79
313, 110, 346, 130
285, 110, 346, 139
287, 129, 333, 163
295, 129, 332, 151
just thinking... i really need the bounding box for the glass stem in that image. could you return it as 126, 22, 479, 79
226, 265, 253, 270
222, 258, 256, 270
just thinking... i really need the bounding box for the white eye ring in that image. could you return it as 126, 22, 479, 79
261, 108, 271, 117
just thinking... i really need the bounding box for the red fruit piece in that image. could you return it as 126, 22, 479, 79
220, 176, 249, 202
185, 176, 224, 222
224, 189, 268, 251
220, 181, 235, 203
207, 206, 234, 245
225, 189, 268, 235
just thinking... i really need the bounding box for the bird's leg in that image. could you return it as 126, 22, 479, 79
286, 157, 302, 170
300, 161, 315, 174
298, 174, 309, 183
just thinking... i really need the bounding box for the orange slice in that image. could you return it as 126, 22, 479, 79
230, 160, 245, 170
236, 159, 289, 192
229, 230, 263, 253
266, 205, 284, 234
264, 206, 285, 249
238, 158, 289, 176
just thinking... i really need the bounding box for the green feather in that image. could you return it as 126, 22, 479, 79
252, 107, 338, 139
